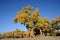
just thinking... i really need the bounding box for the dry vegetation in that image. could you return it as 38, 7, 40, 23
0, 36, 60, 40
0, 5, 60, 40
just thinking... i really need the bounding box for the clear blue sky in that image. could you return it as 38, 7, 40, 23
0, 0, 60, 34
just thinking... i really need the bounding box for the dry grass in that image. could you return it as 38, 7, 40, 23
0, 36, 60, 40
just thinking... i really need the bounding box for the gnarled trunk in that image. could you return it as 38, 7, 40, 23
28, 28, 34, 38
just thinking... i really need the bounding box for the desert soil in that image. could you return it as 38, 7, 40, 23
0, 36, 60, 40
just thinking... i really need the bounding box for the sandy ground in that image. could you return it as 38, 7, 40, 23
0, 36, 60, 40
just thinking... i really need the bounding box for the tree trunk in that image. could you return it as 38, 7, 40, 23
39, 29, 45, 36
28, 28, 34, 38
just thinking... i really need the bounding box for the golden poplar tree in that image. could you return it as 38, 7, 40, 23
14, 5, 50, 37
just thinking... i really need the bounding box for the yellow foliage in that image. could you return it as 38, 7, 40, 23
17, 13, 28, 23
36, 17, 50, 31
52, 16, 60, 24
23, 31, 30, 35
56, 18, 60, 22
52, 19, 56, 23
44, 23, 49, 26
32, 17, 38, 22
33, 8, 39, 17
13, 29, 22, 38
38, 18, 49, 25
25, 21, 34, 28
36, 23, 43, 28
31, 8, 39, 22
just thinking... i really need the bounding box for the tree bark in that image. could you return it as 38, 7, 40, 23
28, 28, 34, 38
